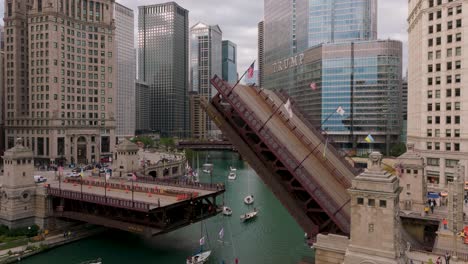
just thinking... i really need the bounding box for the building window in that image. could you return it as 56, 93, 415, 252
436, 90, 441, 98
435, 116, 440, 124
448, 21, 453, 29
428, 90, 433, 98
368, 199, 375, 207
427, 129, 433, 137
427, 158, 440, 166
427, 116, 433, 124
455, 60, 461, 69
436, 77, 441, 85
436, 103, 441, 111
455, 129, 460, 137
446, 129, 451, 137
446, 159, 459, 168
455, 116, 460, 124
428, 78, 433, 85
447, 62, 452, 70
455, 102, 460, 110
437, 10, 442, 19
379, 200, 387, 208
455, 88, 461, 96
456, 5, 462, 14
427, 142, 433, 150
428, 51, 434, 60
429, 25, 434, 34
357, 197, 364, 205
446, 143, 451, 151
456, 47, 462, 56
454, 143, 460, 151
456, 19, 462, 28
446, 116, 451, 124
435, 142, 440, 150
446, 102, 452, 111
435, 129, 440, 137
448, 35, 453, 43
429, 13, 434, 21
428, 64, 433, 72
436, 50, 442, 59
456, 33, 462, 42
428, 104, 433, 111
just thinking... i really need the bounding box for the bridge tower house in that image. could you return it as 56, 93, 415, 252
344, 152, 403, 264
0, 138, 37, 228
396, 143, 426, 213
113, 139, 140, 178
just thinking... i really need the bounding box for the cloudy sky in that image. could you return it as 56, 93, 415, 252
0, 0, 408, 73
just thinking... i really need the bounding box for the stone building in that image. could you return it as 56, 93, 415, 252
3, 0, 117, 166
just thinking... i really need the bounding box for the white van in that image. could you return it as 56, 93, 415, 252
34, 175, 47, 183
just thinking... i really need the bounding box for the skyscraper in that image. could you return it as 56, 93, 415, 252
258, 21, 265, 88
408, 0, 468, 185
0, 26, 4, 155
135, 81, 150, 133
0, 25, 4, 50
115, 3, 136, 139
190, 22, 222, 139
4, 0, 117, 165
264, 0, 402, 155
138, 2, 189, 138
222, 40, 237, 85
308, 0, 377, 47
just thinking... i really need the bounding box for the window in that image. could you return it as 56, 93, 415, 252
428, 90, 433, 98
428, 78, 433, 85
436, 116, 440, 124
456, 33, 462, 42
429, 25, 434, 34
379, 200, 387, 208
435, 103, 440, 111
436, 63, 441, 71
437, 10, 442, 19
427, 129, 433, 137
435, 129, 440, 137
456, 19, 462, 28
428, 39, 434, 47
448, 21, 453, 29
427, 158, 440, 166
455, 74, 461, 83
436, 76, 441, 85
455, 129, 460, 137
428, 51, 434, 60
455, 60, 461, 69
435, 142, 440, 150
455, 115, 460, 124
368, 199, 375, 207
455, 102, 460, 110
454, 143, 460, 151
428, 64, 433, 72
446, 116, 452, 124
446, 143, 451, 151
437, 24, 442, 32
456, 5, 462, 14
447, 75, 452, 83
447, 62, 453, 70
446, 159, 459, 168
448, 35, 453, 43
427, 116, 433, 124
429, 0, 434, 7
428, 103, 433, 111
455, 88, 461, 96
436, 90, 441, 98
427, 142, 433, 150
357, 198, 364, 205
446, 102, 452, 111
448, 7, 453, 16
436, 50, 442, 59
429, 13, 434, 21
446, 129, 451, 137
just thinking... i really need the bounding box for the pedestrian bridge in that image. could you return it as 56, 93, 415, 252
201, 75, 361, 241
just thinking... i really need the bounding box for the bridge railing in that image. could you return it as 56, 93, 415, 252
135, 176, 225, 192
47, 187, 152, 212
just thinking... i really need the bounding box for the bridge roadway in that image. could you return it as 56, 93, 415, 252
47, 177, 225, 236
203, 75, 359, 242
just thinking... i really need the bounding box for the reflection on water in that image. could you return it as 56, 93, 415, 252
23, 151, 314, 264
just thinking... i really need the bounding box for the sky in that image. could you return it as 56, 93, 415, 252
0, 0, 408, 73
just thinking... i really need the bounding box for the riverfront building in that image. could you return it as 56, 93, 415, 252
138, 2, 190, 138
135, 81, 150, 134
263, 0, 402, 155
258, 21, 265, 88
190, 22, 222, 139
408, 0, 468, 185
115, 3, 136, 139
222, 40, 237, 85
3, 0, 117, 165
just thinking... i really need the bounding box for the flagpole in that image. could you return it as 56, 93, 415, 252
104, 172, 107, 201
228, 60, 255, 95
132, 178, 134, 208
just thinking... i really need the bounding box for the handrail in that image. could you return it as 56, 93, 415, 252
135, 176, 225, 192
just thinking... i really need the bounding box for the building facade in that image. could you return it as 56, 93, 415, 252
138, 2, 189, 138
222, 40, 237, 85
408, 0, 468, 185
264, 40, 402, 155
189, 91, 207, 139
401, 78, 408, 144
3, 0, 117, 165
308, 0, 377, 47
0, 25, 4, 49
258, 21, 265, 88
135, 81, 150, 134
114, 3, 136, 139
190, 22, 222, 139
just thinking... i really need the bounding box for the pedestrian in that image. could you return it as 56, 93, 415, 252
425, 206, 430, 216
445, 252, 451, 264
63, 231, 66, 238
431, 202, 435, 214
442, 218, 448, 230
436, 256, 442, 264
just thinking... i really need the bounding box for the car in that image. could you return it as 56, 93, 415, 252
65, 172, 81, 178
33, 175, 47, 183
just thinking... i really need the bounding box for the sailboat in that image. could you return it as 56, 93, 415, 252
187, 212, 212, 264
244, 194, 254, 205
222, 206, 232, 216
241, 170, 258, 221
240, 207, 258, 222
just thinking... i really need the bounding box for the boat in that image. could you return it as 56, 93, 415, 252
240, 209, 258, 222
202, 168, 211, 174
222, 206, 232, 216
229, 166, 237, 172
244, 195, 254, 205
228, 172, 237, 180
186, 250, 211, 264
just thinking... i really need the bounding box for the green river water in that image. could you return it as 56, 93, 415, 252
23, 151, 314, 264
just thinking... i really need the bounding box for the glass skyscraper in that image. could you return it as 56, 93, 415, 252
190, 22, 222, 138
308, 0, 377, 47
115, 3, 136, 139
264, 0, 402, 155
138, 2, 189, 138
222, 40, 237, 85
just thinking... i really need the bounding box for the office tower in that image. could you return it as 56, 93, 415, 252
190, 22, 222, 139
0, 31, 4, 155
138, 2, 189, 138
308, 0, 377, 47
263, 0, 402, 155
258, 21, 265, 88
135, 81, 150, 133
3, 0, 117, 165
189, 91, 207, 139
114, 3, 136, 140
0, 25, 4, 50
222, 40, 237, 85
401, 78, 408, 144
408, 0, 468, 185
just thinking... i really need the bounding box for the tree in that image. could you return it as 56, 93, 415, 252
160, 138, 175, 151
390, 143, 407, 157
130, 137, 154, 148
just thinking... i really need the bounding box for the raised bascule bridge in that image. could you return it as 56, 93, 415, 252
201, 75, 361, 242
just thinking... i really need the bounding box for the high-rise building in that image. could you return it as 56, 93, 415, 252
135, 81, 150, 134
264, 0, 402, 155
0, 25, 4, 50
408, 0, 468, 186
401, 78, 408, 144
115, 3, 136, 140
258, 21, 265, 88
222, 40, 237, 85
3, 0, 117, 165
189, 91, 207, 139
0, 39, 4, 155
308, 0, 377, 47
190, 22, 222, 139
138, 2, 189, 138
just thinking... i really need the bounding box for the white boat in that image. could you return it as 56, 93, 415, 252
202, 169, 211, 174
186, 250, 211, 264
222, 206, 232, 216
240, 209, 258, 222
228, 172, 237, 180
229, 166, 237, 172
244, 195, 254, 205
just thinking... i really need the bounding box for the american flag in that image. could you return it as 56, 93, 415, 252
310, 82, 317, 90
247, 62, 255, 79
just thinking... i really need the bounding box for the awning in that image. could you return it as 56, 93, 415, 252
427, 192, 440, 199
440, 191, 448, 197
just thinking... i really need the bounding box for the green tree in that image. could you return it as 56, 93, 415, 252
390, 143, 407, 157
130, 137, 154, 148
160, 138, 175, 151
